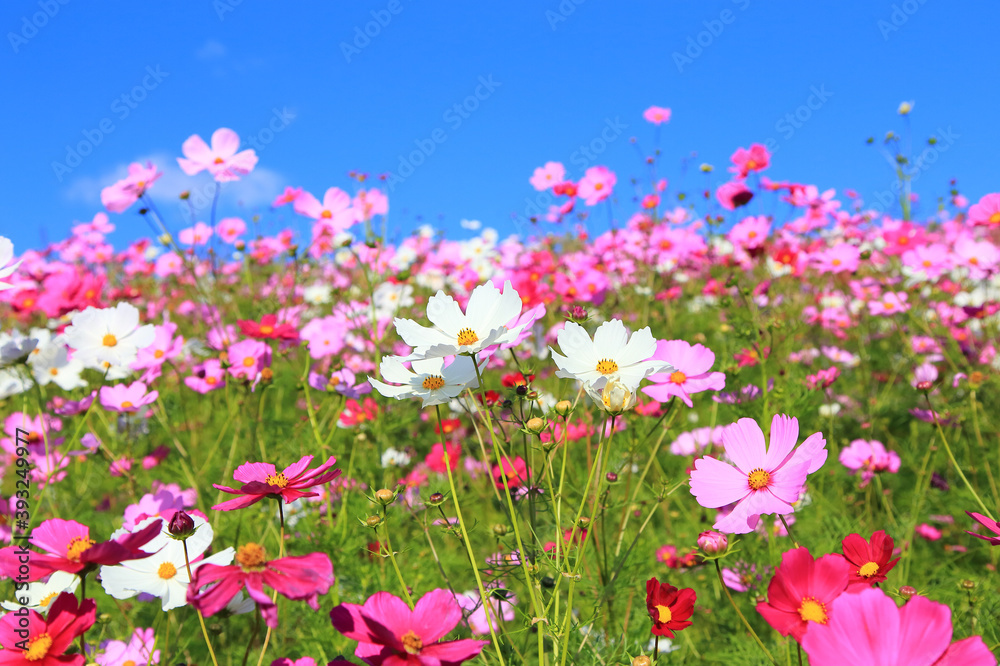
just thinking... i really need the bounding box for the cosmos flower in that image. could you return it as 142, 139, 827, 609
212, 455, 341, 511
369, 355, 477, 408
177, 127, 258, 182
642, 106, 672, 125
94, 628, 160, 666
801, 587, 995, 665
100, 161, 162, 214
551, 320, 669, 393
689, 414, 827, 534
642, 340, 726, 407
238, 314, 299, 341
965, 511, 1000, 545
529, 162, 566, 191
0, 593, 96, 666
645, 578, 696, 638
329, 589, 488, 665
63, 302, 156, 368
756, 547, 850, 642
99, 381, 159, 414
840, 530, 899, 590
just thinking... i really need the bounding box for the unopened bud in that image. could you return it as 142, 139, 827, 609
167, 510, 196, 540
915, 380, 933, 391
899, 585, 917, 599
633, 657, 652, 666
605, 472, 618, 484
365, 515, 383, 529
697, 530, 728, 556
427, 492, 445, 506
525, 417, 545, 434
493, 524, 509, 537
555, 400, 573, 417
375, 488, 395, 506
260, 367, 273, 382
577, 517, 591, 529
961, 579, 975, 590
179, 190, 190, 200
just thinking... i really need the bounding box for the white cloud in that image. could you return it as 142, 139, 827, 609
63, 152, 287, 219
196, 40, 227, 60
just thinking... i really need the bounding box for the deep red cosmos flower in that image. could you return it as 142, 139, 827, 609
0, 592, 96, 666
756, 547, 850, 642
0, 518, 162, 582
238, 314, 299, 341
840, 530, 900, 589
212, 455, 341, 510
645, 577, 697, 638
187, 542, 333, 628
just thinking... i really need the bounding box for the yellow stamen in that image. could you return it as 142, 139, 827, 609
266, 473, 289, 488
798, 597, 827, 623
102, 333, 118, 347
747, 468, 771, 490
669, 371, 687, 385
259, 325, 274, 335
422, 375, 446, 390
242, 357, 255, 367
596, 359, 619, 375
456, 328, 479, 346
235, 543, 268, 572
858, 561, 879, 578
121, 401, 134, 409
656, 604, 673, 623
24, 633, 53, 661
38, 592, 57, 608
402, 630, 423, 655
158, 562, 178, 579
66, 536, 95, 562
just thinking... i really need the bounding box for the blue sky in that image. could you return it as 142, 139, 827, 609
2, 1, 998, 252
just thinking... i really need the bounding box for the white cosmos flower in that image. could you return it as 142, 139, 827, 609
100, 514, 235, 611
393, 280, 524, 358
1, 570, 79, 612
33, 346, 87, 391
64, 302, 155, 367
369, 355, 477, 407
550, 320, 670, 391
0, 368, 30, 400
0, 237, 21, 291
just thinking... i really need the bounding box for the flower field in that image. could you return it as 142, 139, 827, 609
1, 109, 1000, 665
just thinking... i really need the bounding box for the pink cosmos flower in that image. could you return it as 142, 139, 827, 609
689, 415, 827, 534
216, 217, 247, 244
0, 593, 96, 666
716, 180, 753, 211
868, 291, 910, 316
729, 143, 771, 178
912, 362, 939, 388
968, 192, 1000, 227
953, 236, 1000, 280
101, 161, 162, 213
577, 166, 616, 206
642, 340, 726, 407
329, 588, 488, 665
812, 243, 860, 274
642, 106, 672, 125
805, 366, 840, 391
177, 127, 258, 182
294, 187, 357, 232
801, 587, 995, 665
839, 439, 900, 487
0, 518, 162, 581
99, 381, 159, 413
187, 543, 333, 628
272, 186, 304, 208
756, 547, 850, 641
95, 627, 160, 666
902, 244, 951, 280
132, 323, 184, 370
966, 511, 1000, 545
178, 222, 214, 246
354, 189, 389, 219
226, 339, 271, 381
529, 162, 566, 191
185, 359, 226, 394
916, 523, 943, 541
212, 455, 341, 510
727, 216, 770, 250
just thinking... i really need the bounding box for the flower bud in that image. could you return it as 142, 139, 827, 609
374, 488, 395, 506
365, 515, 383, 529
427, 492, 445, 506
554, 400, 573, 417
899, 585, 917, 599
525, 417, 546, 434
179, 190, 190, 200
167, 510, 196, 540
697, 530, 728, 556
633, 657, 652, 666
493, 524, 509, 537
599, 379, 635, 415
605, 472, 618, 484
577, 516, 591, 529
915, 380, 933, 391
961, 579, 975, 590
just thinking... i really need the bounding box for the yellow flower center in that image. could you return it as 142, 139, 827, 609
206, 376, 218, 385
748, 230, 758, 239
402, 630, 423, 655
456, 328, 479, 346
969, 256, 979, 265
656, 604, 673, 623
858, 561, 880, 578
422, 375, 446, 390
266, 473, 289, 488
121, 401, 134, 409
213, 156, 225, 164
747, 160, 758, 170
882, 301, 894, 310
747, 468, 771, 490
922, 260, 932, 268
66, 536, 96, 562
154, 349, 165, 359
235, 543, 268, 572
831, 258, 841, 266
38, 592, 57, 608
158, 562, 178, 579
24, 633, 53, 662
594, 182, 604, 191
596, 359, 619, 375
49, 368, 59, 376
242, 357, 256, 367
124, 661, 137, 666
321, 210, 333, 219
669, 371, 687, 385
798, 597, 828, 624
260, 325, 274, 335
102, 333, 118, 347
990, 212, 1000, 224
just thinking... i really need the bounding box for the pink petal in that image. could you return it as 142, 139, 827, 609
722, 418, 767, 474
689, 456, 750, 509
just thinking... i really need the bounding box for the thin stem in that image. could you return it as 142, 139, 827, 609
182, 540, 220, 666
778, 515, 801, 549
714, 560, 777, 665
924, 392, 993, 518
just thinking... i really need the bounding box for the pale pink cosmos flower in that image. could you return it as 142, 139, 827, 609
354, 188, 389, 219
227, 339, 271, 381
154, 252, 183, 278
912, 362, 939, 388
968, 192, 1000, 227
689, 414, 827, 534
916, 523, 943, 541
642, 106, 672, 125
729, 143, 770, 178
215, 217, 247, 244
812, 243, 860, 274
185, 359, 226, 394
953, 236, 1000, 279
178, 222, 213, 246
802, 587, 995, 665
642, 340, 726, 407
100, 381, 159, 413
177, 127, 258, 182
132, 323, 184, 370
272, 186, 304, 208
294, 187, 357, 232
101, 161, 162, 213
727, 216, 770, 250
529, 162, 566, 191
868, 291, 910, 316
901, 243, 951, 280
839, 439, 900, 487
577, 166, 616, 206
716, 180, 754, 210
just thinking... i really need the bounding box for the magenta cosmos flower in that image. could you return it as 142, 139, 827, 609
966, 511, 1000, 545
100, 161, 161, 213
0, 593, 96, 666
642, 105, 672, 125
330, 589, 488, 665
689, 414, 827, 534
99, 381, 159, 413
187, 543, 333, 628
716, 180, 753, 210
0, 518, 161, 581
642, 340, 726, 407
802, 587, 995, 665
968, 192, 1000, 227
177, 127, 258, 182
212, 455, 341, 510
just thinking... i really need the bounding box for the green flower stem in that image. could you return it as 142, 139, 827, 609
924, 392, 993, 519
714, 560, 777, 666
